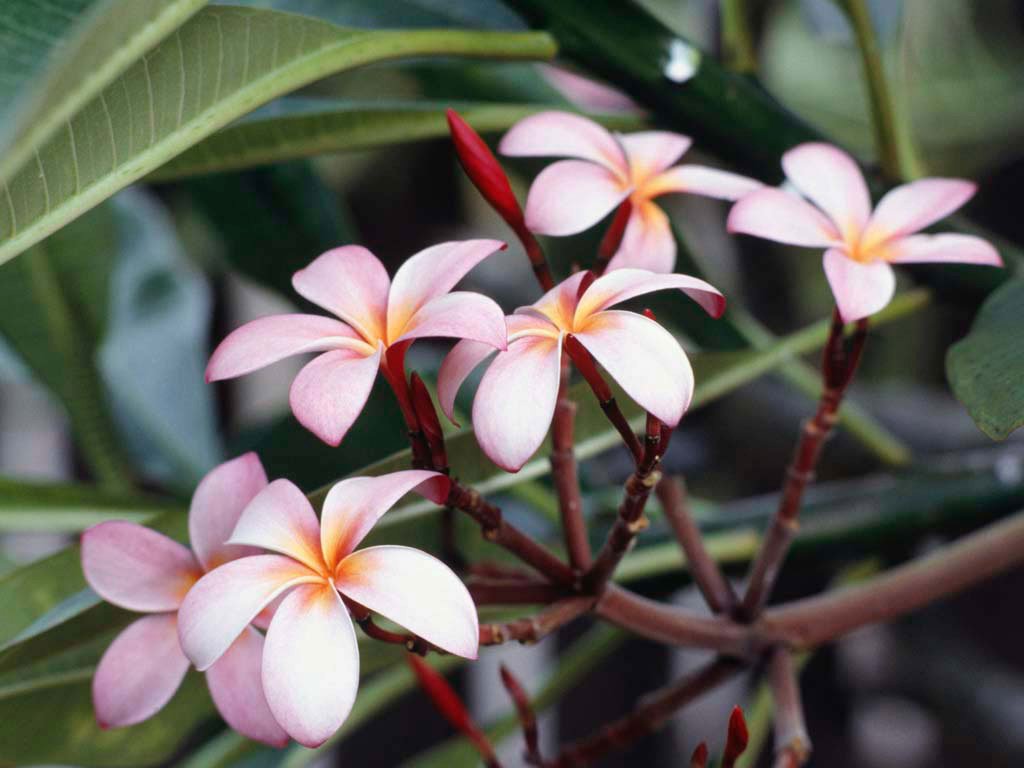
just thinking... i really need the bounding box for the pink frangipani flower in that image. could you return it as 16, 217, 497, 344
80, 453, 287, 746
727, 142, 1003, 322
206, 240, 508, 446
438, 269, 725, 472
177, 470, 478, 748
500, 111, 762, 273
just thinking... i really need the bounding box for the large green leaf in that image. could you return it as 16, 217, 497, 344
946, 278, 1024, 440
0, 6, 556, 265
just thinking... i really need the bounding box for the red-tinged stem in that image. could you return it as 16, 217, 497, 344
594, 199, 632, 276
552, 353, 591, 570
410, 372, 449, 472
722, 706, 750, 768
345, 598, 434, 655
500, 664, 543, 766
480, 596, 595, 646
516, 222, 557, 292
468, 577, 570, 606
381, 343, 432, 469
768, 648, 811, 767
657, 476, 738, 614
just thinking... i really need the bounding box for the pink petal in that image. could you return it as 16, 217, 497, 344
575, 310, 694, 426
782, 143, 871, 241
92, 614, 189, 728
472, 334, 562, 472
206, 627, 289, 747
885, 233, 1003, 267
864, 179, 976, 244
82, 521, 201, 612
499, 110, 628, 173
530, 270, 589, 328
437, 339, 499, 425
178, 554, 322, 671
393, 291, 507, 350
189, 453, 267, 571
205, 314, 365, 383
262, 584, 360, 748
643, 165, 764, 201
576, 267, 725, 322
822, 249, 896, 323
537, 65, 639, 113
386, 239, 506, 343
228, 479, 326, 574
523, 159, 630, 236
606, 203, 676, 273
727, 187, 842, 247
321, 470, 451, 571
336, 545, 479, 659
289, 345, 382, 447
619, 131, 692, 183
292, 246, 390, 342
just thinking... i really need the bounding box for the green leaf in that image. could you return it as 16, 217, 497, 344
946, 277, 1024, 440
0, 6, 557, 265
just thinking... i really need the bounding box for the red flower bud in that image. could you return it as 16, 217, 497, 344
722, 705, 749, 768
447, 108, 524, 229
689, 742, 709, 768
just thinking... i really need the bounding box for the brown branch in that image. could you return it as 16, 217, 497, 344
468, 578, 570, 606
552, 354, 591, 570
480, 596, 596, 645
768, 648, 811, 767
344, 598, 435, 655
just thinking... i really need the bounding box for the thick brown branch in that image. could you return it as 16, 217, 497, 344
480, 596, 596, 645
768, 648, 811, 766
552, 354, 591, 570
468, 578, 570, 606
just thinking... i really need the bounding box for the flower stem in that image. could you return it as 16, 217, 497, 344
768, 648, 811, 767
552, 354, 591, 570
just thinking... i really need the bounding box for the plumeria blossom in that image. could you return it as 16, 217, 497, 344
438, 269, 725, 472
177, 470, 478, 748
727, 143, 1003, 322
206, 241, 508, 446
500, 111, 762, 273
80, 454, 287, 745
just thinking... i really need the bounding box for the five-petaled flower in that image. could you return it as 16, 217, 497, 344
500, 111, 762, 273
438, 269, 725, 472
177, 470, 478, 748
206, 240, 508, 446
81, 453, 287, 745
727, 142, 1003, 322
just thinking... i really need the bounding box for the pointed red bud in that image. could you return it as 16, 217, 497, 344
447, 108, 524, 228
689, 742, 709, 768
642, 307, 657, 322
722, 706, 749, 767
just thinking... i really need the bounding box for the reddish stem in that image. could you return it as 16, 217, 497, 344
768, 648, 811, 767
552, 353, 591, 570
594, 199, 632, 275
480, 596, 595, 645
500, 664, 543, 765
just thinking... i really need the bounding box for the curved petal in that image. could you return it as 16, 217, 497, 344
189, 453, 267, 571
289, 346, 382, 447
437, 339, 499, 425
538, 65, 638, 113
864, 179, 976, 245
82, 521, 200, 612
472, 334, 562, 472
394, 291, 507, 350
386, 240, 506, 343
618, 131, 692, 183
884, 233, 1003, 267
262, 584, 360, 748
782, 143, 871, 241
228, 479, 326, 574
822, 249, 896, 323
178, 555, 322, 671
523, 160, 631, 236
205, 314, 365, 383
321, 470, 451, 570
606, 202, 676, 274
576, 268, 725, 322
206, 627, 289, 747
291, 246, 390, 342
727, 187, 841, 247
530, 270, 589, 329
336, 545, 479, 659
643, 165, 763, 201
499, 110, 627, 173
575, 310, 693, 426
92, 614, 189, 729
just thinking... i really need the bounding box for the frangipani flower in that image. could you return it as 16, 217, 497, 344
500, 111, 762, 273
177, 470, 478, 748
206, 240, 508, 446
81, 453, 287, 745
438, 269, 725, 472
727, 143, 1003, 322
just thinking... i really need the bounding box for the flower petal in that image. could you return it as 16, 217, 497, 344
437, 339, 499, 425
822, 249, 896, 323
336, 545, 479, 659
189, 453, 267, 571
228, 479, 326, 574
292, 246, 390, 342
289, 345, 382, 447
575, 310, 693, 426
92, 614, 189, 729
864, 179, 976, 244
727, 187, 841, 247
394, 291, 507, 350
538, 65, 638, 113
499, 110, 627, 172
321, 470, 451, 570
386, 239, 506, 343
782, 143, 871, 241
530, 270, 589, 328
82, 521, 200, 612
178, 555, 321, 671
606, 202, 676, 273
205, 314, 365, 383
262, 584, 360, 748
524, 159, 630, 236
643, 165, 763, 201
576, 267, 725, 322
472, 334, 562, 472
206, 627, 290, 747
618, 131, 692, 182
885, 233, 1003, 267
